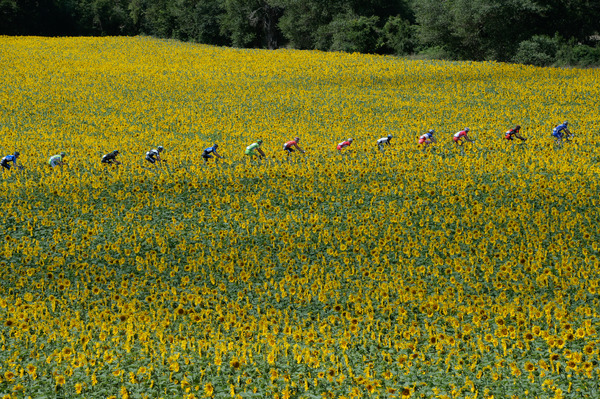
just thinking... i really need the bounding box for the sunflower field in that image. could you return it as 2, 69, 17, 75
1, 36, 600, 399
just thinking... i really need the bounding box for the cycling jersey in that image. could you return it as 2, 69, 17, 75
145, 149, 160, 163
553, 124, 568, 138
245, 142, 261, 155
203, 146, 217, 158
453, 130, 468, 142
102, 153, 117, 163
505, 128, 519, 140
337, 141, 352, 151
49, 154, 63, 167
377, 137, 391, 151
283, 140, 298, 152
1, 155, 17, 169
419, 133, 433, 144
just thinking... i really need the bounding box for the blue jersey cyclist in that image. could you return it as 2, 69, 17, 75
552, 122, 571, 144
1, 151, 22, 170
146, 146, 164, 164
202, 144, 222, 163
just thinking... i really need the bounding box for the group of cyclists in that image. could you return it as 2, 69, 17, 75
237, 121, 569, 161
0, 122, 573, 170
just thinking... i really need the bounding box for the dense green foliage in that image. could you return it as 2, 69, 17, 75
0, 0, 599, 64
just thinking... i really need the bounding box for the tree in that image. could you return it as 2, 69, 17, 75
532, 0, 600, 44
221, 0, 284, 48
316, 13, 380, 53
278, 0, 412, 51
248, 0, 283, 49
0, 0, 19, 34
141, 0, 179, 38
512, 34, 559, 66
414, 0, 545, 61
173, 0, 229, 45
381, 15, 416, 55
278, 0, 349, 49
349, 0, 413, 24
413, 0, 456, 57
77, 0, 134, 35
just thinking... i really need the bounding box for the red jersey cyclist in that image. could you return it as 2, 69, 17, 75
505, 125, 526, 141
453, 128, 474, 145
283, 137, 305, 155
337, 138, 353, 152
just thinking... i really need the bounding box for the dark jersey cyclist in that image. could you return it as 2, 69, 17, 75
146, 146, 164, 164
505, 125, 526, 141
102, 150, 122, 165
1, 152, 22, 170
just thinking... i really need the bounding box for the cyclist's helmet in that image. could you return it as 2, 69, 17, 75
157, 146, 164, 152
516, 125, 521, 130
113, 150, 119, 155
14, 151, 20, 156
429, 129, 435, 134
294, 137, 300, 142
465, 128, 470, 132
388, 134, 393, 139
348, 138, 354, 142
257, 140, 263, 145
60, 152, 66, 157
214, 144, 218, 149
563, 121, 568, 126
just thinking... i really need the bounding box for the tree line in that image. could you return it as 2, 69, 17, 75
1, 0, 599, 66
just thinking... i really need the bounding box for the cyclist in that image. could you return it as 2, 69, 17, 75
283, 137, 305, 155
419, 130, 437, 146
146, 146, 164, 164
49, 152, 67, 168
505, 125, 526, 141
337, 138, 353, 152
245, 140, 266, 159
453, 128, 474, 145
1, 151, 22, 170
202, 144, 222, 163
377, 135, 393, 152
101, 150, 122, 165
552, 121, 571, 145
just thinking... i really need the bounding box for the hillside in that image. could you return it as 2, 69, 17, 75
1, 36, 599, 398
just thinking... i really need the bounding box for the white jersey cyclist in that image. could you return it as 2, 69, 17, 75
377, 135, 393, 151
